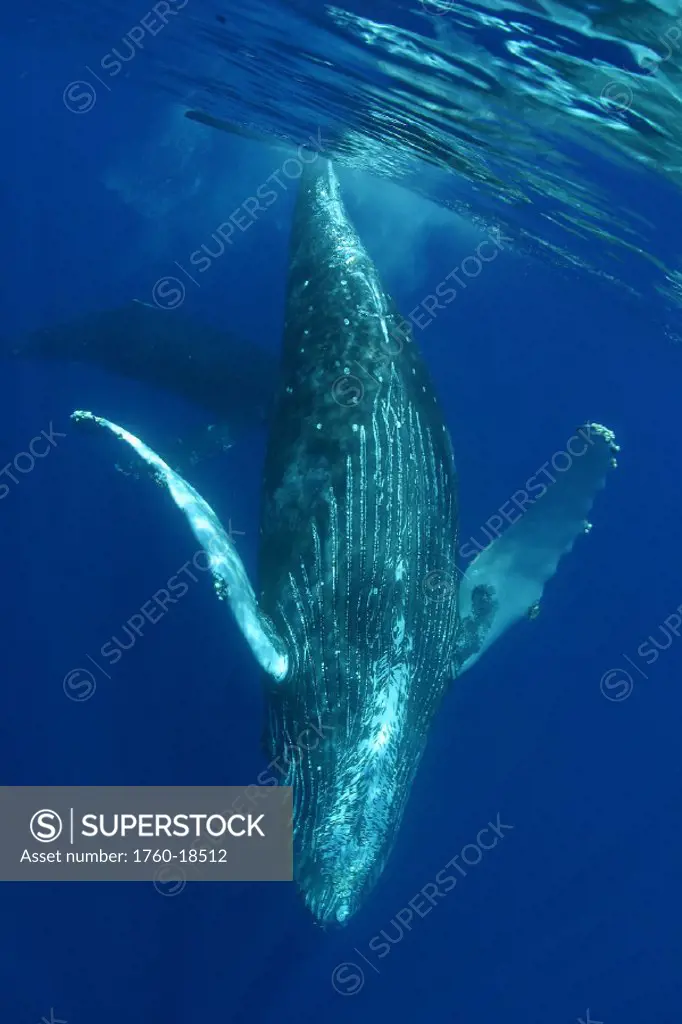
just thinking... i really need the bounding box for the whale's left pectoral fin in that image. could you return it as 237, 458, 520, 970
454, 422, 619, 676
72, 410, 288, 682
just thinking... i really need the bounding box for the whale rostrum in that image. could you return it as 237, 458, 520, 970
71, 159, 619, 925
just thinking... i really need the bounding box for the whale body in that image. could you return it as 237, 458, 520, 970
258, 161, 463, 924
69, 158, 619, 924
9, 302, 276, 472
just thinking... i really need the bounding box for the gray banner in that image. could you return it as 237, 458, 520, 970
0, 786, 292, 882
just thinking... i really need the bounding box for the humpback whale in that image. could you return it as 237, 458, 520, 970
68, 160, 619, 925
10, 302, 277, 471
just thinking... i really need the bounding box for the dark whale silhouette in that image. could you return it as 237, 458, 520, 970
68, 159, 620, 925
10, 302, 276, 470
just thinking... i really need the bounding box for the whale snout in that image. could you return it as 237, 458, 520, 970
290, 723, 419, 925
296, 810, 388, 926
299, 861, 368, 927
308, 898, 353, 929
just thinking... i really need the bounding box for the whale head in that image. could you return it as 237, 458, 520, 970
264, 618, 438, 926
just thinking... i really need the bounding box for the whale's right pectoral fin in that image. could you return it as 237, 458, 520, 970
455, 422, 620, 676
72, 410, 288, 682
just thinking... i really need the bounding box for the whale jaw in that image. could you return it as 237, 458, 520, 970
292, 753, 417, 926
270, 648, 435, 926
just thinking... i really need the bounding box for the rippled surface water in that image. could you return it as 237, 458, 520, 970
17, 0, 682, 332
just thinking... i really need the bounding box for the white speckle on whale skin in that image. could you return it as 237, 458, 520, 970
316, 423, 322, 430
343, 318, 350, 326
286, 386, 293, 394
304, 329, 309, 336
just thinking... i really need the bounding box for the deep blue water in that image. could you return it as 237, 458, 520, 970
3, 3, 682, 1022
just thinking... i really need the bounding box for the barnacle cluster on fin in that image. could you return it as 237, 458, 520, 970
72, 409, 101, 429
587, 421, 620, 468
452, 582, 497, 674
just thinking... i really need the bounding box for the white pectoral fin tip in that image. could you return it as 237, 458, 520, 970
458, 421, 619, 673
71, 410, 288, 682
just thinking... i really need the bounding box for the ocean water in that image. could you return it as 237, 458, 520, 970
2, 0, 682, 1021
